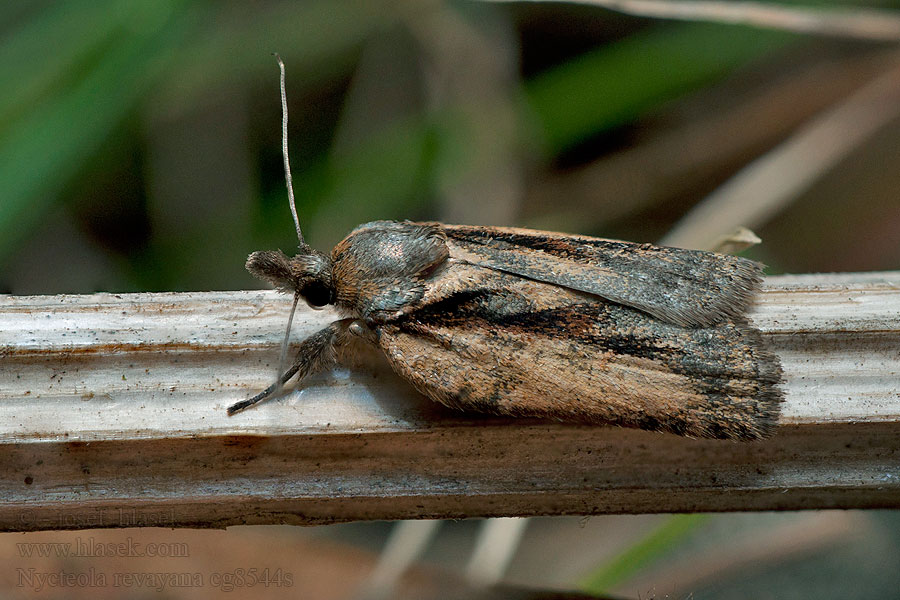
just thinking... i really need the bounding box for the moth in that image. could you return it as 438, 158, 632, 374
227, 57, 783, 440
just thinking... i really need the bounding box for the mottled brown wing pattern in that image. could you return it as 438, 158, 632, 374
434, 223, 763, 328
376, 262, 782, 440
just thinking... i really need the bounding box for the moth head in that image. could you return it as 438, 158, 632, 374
246, 246, 334, 307
247, 56, 335, 308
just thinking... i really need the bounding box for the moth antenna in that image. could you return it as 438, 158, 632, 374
229, 291, 301, 415
273, 291, 302, 397
274, 52, 304, 245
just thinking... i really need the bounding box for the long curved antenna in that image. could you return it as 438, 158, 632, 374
274, 53, 304, 245
274, 55, 302, 396
240, 54, 304, 415
228, 291, 301, 415
274, 290, 301, 394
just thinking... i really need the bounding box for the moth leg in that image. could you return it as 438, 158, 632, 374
227, 318, 360, 415
348, 319, 377, 343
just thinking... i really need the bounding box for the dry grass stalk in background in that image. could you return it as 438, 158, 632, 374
661, 53, 900, 250
486, 0, 900, 41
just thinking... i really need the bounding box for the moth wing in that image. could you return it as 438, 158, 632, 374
432, 223, 763, 327
376, 263, 782, 440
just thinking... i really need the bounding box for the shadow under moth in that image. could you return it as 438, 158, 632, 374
227, 57, 783, 441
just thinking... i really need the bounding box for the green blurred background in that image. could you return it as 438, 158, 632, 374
2, 0, 899, 296
2, 0, 900, 598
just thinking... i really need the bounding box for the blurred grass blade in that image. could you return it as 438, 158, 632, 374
580, 513, 709, 594
0, 0, 202, 263
526, 22, 792, 152
0, 0, 122, 127
158, 0, 405, 114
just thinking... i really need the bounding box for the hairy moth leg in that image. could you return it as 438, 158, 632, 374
227, 318, 366, 415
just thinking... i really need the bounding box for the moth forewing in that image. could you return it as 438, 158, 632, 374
437, 224, 764, 327
373, 247, 782, 440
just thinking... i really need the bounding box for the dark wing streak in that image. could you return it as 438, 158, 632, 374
431, 223, 764, 328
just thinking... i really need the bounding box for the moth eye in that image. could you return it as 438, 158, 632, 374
302, 281, 333, 307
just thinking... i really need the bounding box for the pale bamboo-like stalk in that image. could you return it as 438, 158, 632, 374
1, 271, 899, 531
